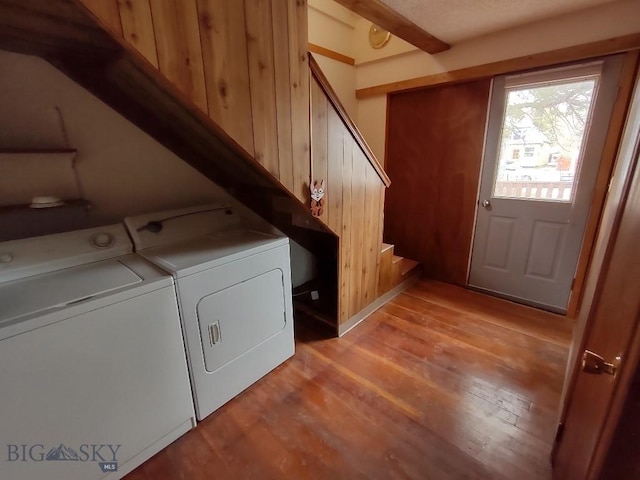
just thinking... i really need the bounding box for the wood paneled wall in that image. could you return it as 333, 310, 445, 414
384, 80, 491, 285
80, 0, 310, 204
310, 68, 387, 326
80, 0, 391, 330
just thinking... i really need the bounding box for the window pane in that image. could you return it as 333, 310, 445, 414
493, 78, 596, 202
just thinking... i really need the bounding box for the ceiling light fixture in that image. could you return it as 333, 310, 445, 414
368, 23, 391, 49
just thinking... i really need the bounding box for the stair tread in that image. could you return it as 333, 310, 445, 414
399, 258, 420, 276
392, 254, 403, 264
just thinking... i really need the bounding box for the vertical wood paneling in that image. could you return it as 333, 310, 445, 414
310, 67, 389, 325
385, 80, 491, 285
339, 133, 353, 323
349, 143, 367, 318
117, 0, 158, 67
197, 0, 254, 155
360, 164, 374, 308
271, 0, 294, 192
288, 0, 310, 203
359, 151, 381, 311
245, 0, 279, 176
89, 0, 389, 328
80, 0, 123, 35
149, 0, 207, 112
375, 187, 386, 295
311, 79, 328, 214
364, 178, 382, 307
327, 108, 344, 234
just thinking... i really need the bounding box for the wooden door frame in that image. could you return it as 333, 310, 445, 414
566, 50, 640, 317
552, 66, 640, 478
552, 133, 640, 480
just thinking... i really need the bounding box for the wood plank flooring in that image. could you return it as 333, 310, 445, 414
124, 278, 572, 480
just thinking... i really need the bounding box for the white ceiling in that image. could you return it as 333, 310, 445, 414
379, 0, 621, 43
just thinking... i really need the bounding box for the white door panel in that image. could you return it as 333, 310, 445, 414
525, 220, 567, 279
482, 215, 516, 270
469, 55, 624, 313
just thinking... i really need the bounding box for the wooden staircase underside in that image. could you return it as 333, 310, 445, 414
0, 0, 420, 335
0, 0, 335, 258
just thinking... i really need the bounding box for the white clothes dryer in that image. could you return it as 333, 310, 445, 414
0, 225, 195, 480
125, 204, 295, 420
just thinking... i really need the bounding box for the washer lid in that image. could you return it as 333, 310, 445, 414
0, 259, 142, 325
139, 230, 288, 278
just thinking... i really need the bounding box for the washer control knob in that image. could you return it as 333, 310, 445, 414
91, 232, 115, 249
0, 252, 13, 263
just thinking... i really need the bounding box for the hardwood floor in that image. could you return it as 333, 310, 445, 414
124, 278, 572, 480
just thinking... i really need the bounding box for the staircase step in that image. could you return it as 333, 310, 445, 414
377, 246, 395, 296
399, 258, 420, 277
378, 242, 420, 296
381, 243, 394, 254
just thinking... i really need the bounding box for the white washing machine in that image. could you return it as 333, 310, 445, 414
0, 225, 195, 480
125, 204, 295, 420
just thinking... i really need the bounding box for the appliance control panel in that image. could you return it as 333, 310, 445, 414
0, 224, 133, 283
124, 203, 240, 251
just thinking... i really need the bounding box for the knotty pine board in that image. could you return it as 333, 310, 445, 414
245, 0, 280, 177
81, 0, 123, 35
117, 0, 158, 67
197, 0, 255, 155
149, 0, 208, 113
288, 0, 311, 204
271, 0, 295, 193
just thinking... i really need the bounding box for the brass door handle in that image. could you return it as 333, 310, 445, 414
582, 350, 621, 376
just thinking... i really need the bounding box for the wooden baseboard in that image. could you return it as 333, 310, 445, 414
338, 272, 421, 336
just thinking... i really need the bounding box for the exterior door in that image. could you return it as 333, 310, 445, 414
469, 56, 623, 313
552, 67, 640, 479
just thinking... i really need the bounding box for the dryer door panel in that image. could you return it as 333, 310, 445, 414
197, 268, 286, 373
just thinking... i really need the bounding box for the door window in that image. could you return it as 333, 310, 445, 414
493, 72, 598, 202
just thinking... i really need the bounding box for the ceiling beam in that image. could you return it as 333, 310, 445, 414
356, 33, 640, 98
333, 0, 449, 54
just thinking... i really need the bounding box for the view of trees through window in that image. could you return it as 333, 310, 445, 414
494, 77, 597, 201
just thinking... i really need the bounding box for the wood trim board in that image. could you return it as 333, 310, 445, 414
356, 33, 640, 98
338, 269, 421, 337
308, 43, 355, 65
567, 50, 640, 317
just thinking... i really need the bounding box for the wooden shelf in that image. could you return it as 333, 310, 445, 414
0, 149, 77, 155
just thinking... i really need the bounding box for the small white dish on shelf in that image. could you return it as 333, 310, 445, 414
29, 196, 65, 209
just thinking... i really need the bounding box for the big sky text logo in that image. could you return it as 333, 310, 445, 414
7, 443, 121, 473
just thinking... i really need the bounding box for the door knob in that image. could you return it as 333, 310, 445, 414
481, 199, 491, 208
582, 350, 621, 376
